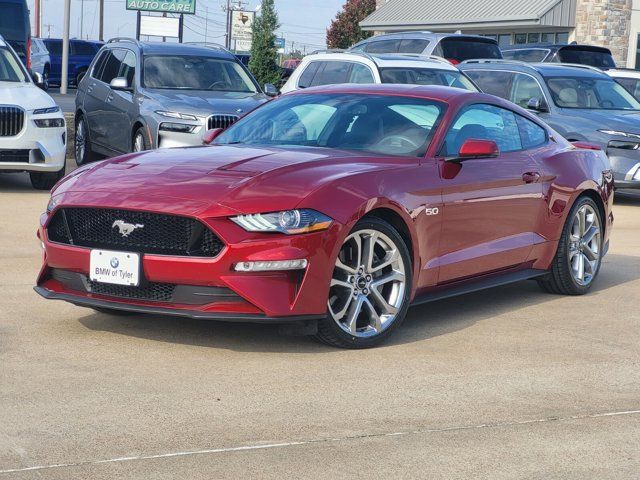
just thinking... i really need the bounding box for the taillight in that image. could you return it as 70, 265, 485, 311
26, 38, 31, 70
447, 58, 460, 65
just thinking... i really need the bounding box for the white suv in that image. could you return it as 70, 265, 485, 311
606, 69, 640, 100
280, 52, 478, 94
0, 36, 66, 190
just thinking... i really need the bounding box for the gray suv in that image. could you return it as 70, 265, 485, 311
460, 60, 640, 189
74, 39, 270, 164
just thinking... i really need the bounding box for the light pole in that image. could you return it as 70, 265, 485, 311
61, 0, 71, 94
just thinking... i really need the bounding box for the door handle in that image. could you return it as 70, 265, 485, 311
106, 93, 114, 103
87, 82, 95, 93
522, 171, 541, 183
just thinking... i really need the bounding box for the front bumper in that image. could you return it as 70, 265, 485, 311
0, 117, 66, 172
608, 147, 640, 189
36, 206, 340, 321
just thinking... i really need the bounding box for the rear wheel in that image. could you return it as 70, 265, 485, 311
75, 116, 98, 166
538, 196, 603, 295
316, 217, 412, 349
29, 167, 65, 190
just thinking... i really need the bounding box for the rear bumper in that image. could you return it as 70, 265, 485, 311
34, 286, 325, 323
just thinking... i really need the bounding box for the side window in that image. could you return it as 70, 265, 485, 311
398, 39, 429, 54
464, 70, 514, 99
311, 61, 351, 86
90, 50, 109, 80
510, 73, 545, 108
45, 40, 62, 56
443, 104, 522, 156
98, 49, 125, 85
117, 50, 136, 86
516, 115, 547, 150
349, 63, 374, 83
615, 78, 640, 99
298, 61, 320, 88
364, 40, 400, 54
72, 41, 97, 56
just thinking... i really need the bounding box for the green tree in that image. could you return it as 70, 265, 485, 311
326, 0, 376, 50
249, 0, 281, 86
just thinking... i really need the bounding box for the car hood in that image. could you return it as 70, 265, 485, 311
144, 89, 268, 116
561, 108, 640, 133
53, 145, 410, 216
0, 82, 58, 111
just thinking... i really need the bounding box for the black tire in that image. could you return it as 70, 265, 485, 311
315, 217, 412, 349
75, 115, 98, 166
41, 65, 50, 91
132, 127, 149, 152
537, 196, 603, 295
29, 167, 65, 190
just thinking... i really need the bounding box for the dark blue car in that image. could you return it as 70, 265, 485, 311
43, 38, 103, 86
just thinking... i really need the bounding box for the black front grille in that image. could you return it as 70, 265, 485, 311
207, 114, 238, 130
0, 106, 25, 137
88, 279, 175, 302
48, 208, 224, 257
0, 149, 29, 162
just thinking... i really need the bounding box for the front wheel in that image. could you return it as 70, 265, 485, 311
538, 196, 603, 295
132, 127, 148, 152
75, 116, 97, 166
316, 217, 412, 349
29, 167, 65, 190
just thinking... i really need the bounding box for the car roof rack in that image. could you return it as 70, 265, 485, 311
183, 41, 231, 53
372, 53, 453, 65
459, 58, 532, 67
551, 62, 604, 72
107, 37, 141, 46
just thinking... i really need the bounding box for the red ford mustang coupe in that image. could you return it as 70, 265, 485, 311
35, 85, 614, 348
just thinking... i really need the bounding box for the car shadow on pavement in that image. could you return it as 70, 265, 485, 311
77, 253, 640, 353
0, 158, 77, 193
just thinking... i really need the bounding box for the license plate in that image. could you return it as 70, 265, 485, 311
90, 250, 140, 286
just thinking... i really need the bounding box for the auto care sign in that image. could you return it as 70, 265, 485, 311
232, 10, 254, 52
127, 0, 196, 14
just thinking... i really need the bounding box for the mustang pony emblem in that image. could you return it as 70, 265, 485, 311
112, 220, 144, 237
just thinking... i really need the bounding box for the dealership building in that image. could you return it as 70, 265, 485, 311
361, 0, 640, 67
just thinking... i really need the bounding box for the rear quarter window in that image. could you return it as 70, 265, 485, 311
364, 40, 401, 54
464, 70, 514, 99
502, 49, 550, 62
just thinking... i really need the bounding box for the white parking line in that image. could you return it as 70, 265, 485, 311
2, 409, 639, 474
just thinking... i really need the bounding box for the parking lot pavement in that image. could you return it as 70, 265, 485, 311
1, 171, 639, 478
49, 88, 76, 114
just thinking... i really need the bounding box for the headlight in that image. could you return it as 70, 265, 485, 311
231, 209, 333, 234
159, 122, 197, 133
33, 106, 60, 115
598, 129, 640, 140
155, 110, 199, 121
34, 118, 65, 128
46, 195, 61, 214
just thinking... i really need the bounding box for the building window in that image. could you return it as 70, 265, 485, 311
498, 34, 511, 46
514, 33, 527, 44
556, 32, 569, 44
527, 33, 540, 44
541, 33, 555, 43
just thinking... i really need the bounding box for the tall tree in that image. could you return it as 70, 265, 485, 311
326, 0, 376, 50
249, 0, 281, 86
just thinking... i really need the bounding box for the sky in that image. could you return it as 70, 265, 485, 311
26, 0, 345, 52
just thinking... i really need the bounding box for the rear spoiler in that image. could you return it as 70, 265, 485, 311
571, 141, 602, 151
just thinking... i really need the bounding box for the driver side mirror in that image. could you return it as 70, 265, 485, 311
31, 70, 44, 87
264, 83, 278, 97
203, 128, 224, 145
527, 97, 549, 113
110, 77, 131, 91
450, 139, 500, 161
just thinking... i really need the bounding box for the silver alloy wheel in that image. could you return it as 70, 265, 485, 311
328, 229, 407, 337
133, 133, 145, 152
75, 119, 85, 164
568, 204, 601, 286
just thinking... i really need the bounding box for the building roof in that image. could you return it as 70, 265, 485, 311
360, 0, 576, 31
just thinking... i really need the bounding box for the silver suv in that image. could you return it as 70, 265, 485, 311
349, 32, 502, 64
74, 39, 271, 164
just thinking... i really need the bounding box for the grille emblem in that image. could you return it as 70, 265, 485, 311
112, 220, 144, 237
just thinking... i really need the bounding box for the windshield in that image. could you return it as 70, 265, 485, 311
214, 93, 446, 157
546, 76, 640, 110
502, 49, 550, 62
438, 38, 502, 63
379, 68, 477, 91
143, 55, 257, 92
0, 47, 27, 82
557, 48, 616, 68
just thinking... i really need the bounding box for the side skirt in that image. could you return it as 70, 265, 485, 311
411, 268, 548, 306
